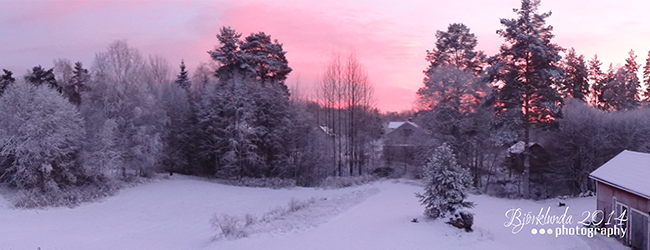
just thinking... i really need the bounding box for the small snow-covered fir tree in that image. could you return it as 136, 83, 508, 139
416, 143, 474, 218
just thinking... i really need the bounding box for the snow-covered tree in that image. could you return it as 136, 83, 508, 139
196, 27, 294, 178
486, 0, 563, 198
81, 40, 165, 180
147, 55, 171, 85
54, 59, 74, 88
93, 40, 146, 85
416, 143, 474, 219
194, 74, 262, 177
0, 82, 84, 192
191, 61, 217, 91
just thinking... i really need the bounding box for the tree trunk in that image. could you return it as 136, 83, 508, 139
522, 120, 531, 199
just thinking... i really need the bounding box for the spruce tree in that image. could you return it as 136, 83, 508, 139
416, 143, 474, 219
622, 50, 641, 109
486, 0, 563, 198
66, 62, 90, 105
175, 60, 191, 91
588, 55, 605, 108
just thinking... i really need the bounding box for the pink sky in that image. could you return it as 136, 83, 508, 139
1, 0, 649, 112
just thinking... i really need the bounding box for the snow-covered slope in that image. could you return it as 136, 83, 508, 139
0, 176, 628, 250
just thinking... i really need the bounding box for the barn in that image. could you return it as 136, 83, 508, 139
590, 150, 650, 250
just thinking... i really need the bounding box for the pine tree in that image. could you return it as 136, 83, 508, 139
240, 31, 292, 83
486, 0, 563, 198
24, 66, 59, 92
559, 48, 589, 102
0, 69, 15, 96
425, 23, 484, 76
175, 60, 191, 91
209, 27, 245, 79
416, 143, 474, 219
209, 27, 292, 84
644, 50, 650, 100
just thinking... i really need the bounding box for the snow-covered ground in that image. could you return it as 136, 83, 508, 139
0, 176, 629, 250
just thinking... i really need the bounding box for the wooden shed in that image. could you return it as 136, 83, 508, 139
590, 150, 650, 250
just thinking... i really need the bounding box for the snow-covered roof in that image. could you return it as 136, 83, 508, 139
589, 150, 650, 199
319, 126, 334, 136
507, 141, 540, 154
388, 122, 405, 129
388, 121, 418, 129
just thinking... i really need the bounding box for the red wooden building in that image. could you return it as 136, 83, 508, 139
590, 150, 650, 250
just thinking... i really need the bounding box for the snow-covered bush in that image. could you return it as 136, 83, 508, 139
12, 181, 119, 208
211, 197, 316, 241
210, 214, 248, 239
288, 197, 309, 212
318, 175, 378, 189
244, 213, 257, 226
0, 82, 85, 194
416, 143, 474, 219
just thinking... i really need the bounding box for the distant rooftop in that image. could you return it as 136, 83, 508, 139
507, 141, 540, 154
388, 121, 418, 129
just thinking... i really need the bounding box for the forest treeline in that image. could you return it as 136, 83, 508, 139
0, 27, 382, 207
0, 0, 646, 206
414, 0, 650, 199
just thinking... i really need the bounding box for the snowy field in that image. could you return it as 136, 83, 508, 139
0, 176, 629, 250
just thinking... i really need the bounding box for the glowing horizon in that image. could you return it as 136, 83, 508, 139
1, 0, 649, 112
